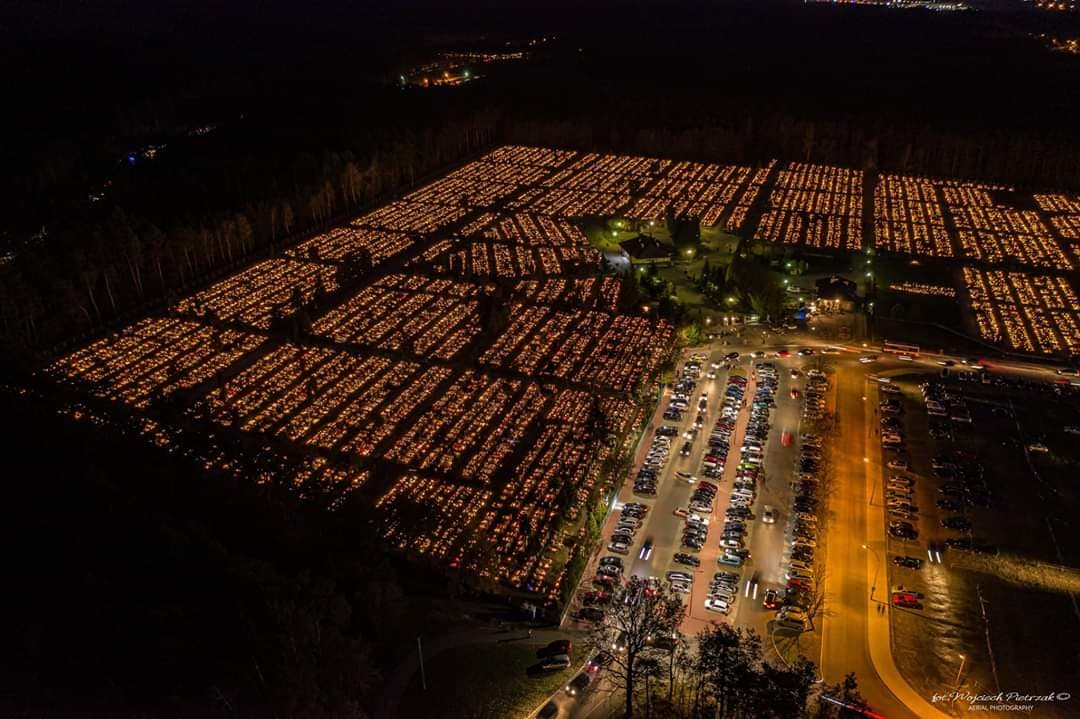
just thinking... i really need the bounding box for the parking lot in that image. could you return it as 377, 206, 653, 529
565, 341, 841, 659
869, 368, 1080, 717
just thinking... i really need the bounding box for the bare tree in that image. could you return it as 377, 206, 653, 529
584, 576, 686, 718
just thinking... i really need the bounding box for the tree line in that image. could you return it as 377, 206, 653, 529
505, 111, 1080, 191
0, 112, 500, 362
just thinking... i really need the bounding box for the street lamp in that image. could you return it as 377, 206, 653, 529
954, 654, 966, 690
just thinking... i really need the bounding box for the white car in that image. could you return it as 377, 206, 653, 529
541, 654, 572, 670
761, 505, 776, 524
777, 606, 807, 621
704, 598, 732, 614
775, 615, 807, 631
887, 458, 909, 470
858, 355, 878, 364
608, 541, 630, 554
786, 567, 814, 582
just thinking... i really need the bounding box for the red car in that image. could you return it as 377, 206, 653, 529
775, 350, 791, 358
790, 388, 800, 399
583, 590, 610, 605
787, 577, 814, 592
892, 593, 919, 609
547, 639, 573, 655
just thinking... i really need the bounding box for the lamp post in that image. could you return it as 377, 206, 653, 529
862, 544, 881, 602
417, 635, 427, 691
954, 654, 966, 691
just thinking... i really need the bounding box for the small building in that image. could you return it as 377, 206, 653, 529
619, 235, 673, 266
815, 275, 858, 312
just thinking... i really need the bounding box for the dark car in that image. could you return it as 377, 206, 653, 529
892, 555, 923, 570
889, 525, 918, 540
587, 651, 613, 673
941, 516, 972, 531
565, 672, 591, 697
674, 552, 701, 567
578, 606, 605, 622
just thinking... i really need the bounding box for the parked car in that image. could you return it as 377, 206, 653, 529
539, 654, 572, 671
892, 555, 923, 569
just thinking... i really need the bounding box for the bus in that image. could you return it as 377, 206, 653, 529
882, 340, 919, 357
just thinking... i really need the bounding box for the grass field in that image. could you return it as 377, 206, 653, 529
398, 640, 582, 719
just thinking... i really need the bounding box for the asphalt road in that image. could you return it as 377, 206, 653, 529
819, 358, 922, 719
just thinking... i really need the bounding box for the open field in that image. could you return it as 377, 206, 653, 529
398, 641, 583, 719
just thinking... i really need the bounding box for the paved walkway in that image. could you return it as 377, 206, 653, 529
862, 377, 953, 719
